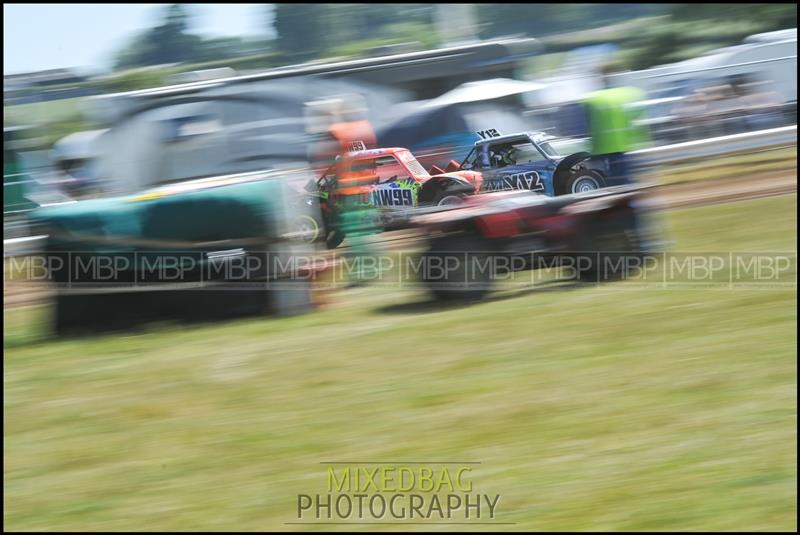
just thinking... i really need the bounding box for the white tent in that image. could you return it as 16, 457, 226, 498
426, 77, 599, 110
425, 78, 546, 108
523, 76, 601, 107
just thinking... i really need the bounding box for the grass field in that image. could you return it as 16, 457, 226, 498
3, 97, 87, 126
4, 194, 797, 531
654, 147, 797, 186
4, 97, 96, 148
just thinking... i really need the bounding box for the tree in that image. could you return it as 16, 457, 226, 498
477, 4, 670, 40
672, 3, 795, 25
628, 27, 681, 71
148, 4, 199, 64
273, 4, 328, 60
269, 4, 436, 61
113, 4, 203, 69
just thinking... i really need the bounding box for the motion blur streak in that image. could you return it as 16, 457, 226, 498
4, 3, 797, 532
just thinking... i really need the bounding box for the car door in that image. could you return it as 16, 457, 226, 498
370, 155, 417, 208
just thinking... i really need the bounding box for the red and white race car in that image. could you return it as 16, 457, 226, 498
302, 144, 484, 248
314, 144, 482, 209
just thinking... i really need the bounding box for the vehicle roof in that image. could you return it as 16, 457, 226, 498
345, 147, 411, 158
94, 39, 541, 103
473, 131, 552, 146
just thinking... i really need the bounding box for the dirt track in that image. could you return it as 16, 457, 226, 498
650, 171, 796, 208
4, 172, 797, 309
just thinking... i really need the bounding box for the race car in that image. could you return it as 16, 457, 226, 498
458, 129, 622, 196
302, 131, 630, 249
33, 168, 321, 334
412, 183, 654, 301
305, 145, 481, 248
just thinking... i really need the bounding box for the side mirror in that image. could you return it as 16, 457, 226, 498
445, 159, 461, 172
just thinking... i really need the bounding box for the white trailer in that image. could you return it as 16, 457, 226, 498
610, 33, 797, 104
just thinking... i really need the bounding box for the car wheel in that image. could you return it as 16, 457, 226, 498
422, 232, 496, 301
566, 170, 604, 194
291, 215, 321, 243
574, 215, 642, 283
433, 191, 467, 207
325, 229, 346, 250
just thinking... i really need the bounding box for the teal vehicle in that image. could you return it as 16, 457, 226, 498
34, 169, 317, 334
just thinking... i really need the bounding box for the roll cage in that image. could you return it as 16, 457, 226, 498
316, 149, 430, 190
459, 133, 562, 170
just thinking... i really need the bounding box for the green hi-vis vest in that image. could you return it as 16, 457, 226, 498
584, 87, 650, 155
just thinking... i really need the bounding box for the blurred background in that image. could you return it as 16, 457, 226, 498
3, 3, 797, 215
4, 3, 797, 531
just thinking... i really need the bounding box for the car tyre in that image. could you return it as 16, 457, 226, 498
565, 170, 605, 195
325, 229, 346, 250
422, 231, 497, 301
433, 191, 468, 207
574, 215, 642, 283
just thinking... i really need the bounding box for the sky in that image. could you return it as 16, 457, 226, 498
3, 4, 272, 75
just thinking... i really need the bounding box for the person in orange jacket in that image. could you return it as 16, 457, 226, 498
339, 97, 382, 285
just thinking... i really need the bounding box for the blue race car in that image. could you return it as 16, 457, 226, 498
458, 130, 627, 196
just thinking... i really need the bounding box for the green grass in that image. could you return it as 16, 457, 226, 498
4, 97, 96, 148
4, 195, 797, 531
3, 97, 87, 126
655, 147, 797, 186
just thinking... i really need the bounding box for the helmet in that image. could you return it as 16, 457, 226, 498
500, 146, 517, 166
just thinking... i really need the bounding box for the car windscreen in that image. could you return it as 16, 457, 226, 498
509, 142, 544, 163
536, 140, 561, 158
